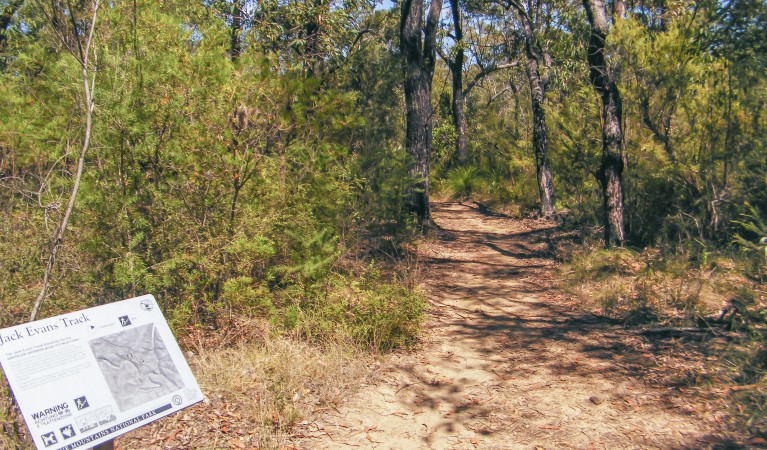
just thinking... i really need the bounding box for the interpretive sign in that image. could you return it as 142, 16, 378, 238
0, 295, 203, 450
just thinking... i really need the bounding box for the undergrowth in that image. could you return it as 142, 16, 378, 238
0, 246, 425, 449
287, 270, 424, 351
431, 164, 536, 217
116, 319, 369, 449
559, 244, 750, 326
559, 238, 767, 440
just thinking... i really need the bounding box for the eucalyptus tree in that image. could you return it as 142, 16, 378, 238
583, 0, 625, 247
456, 0, 563, 216
439, 0, 520, 166
401, 0, 442, 223
443, 0, 469, 163
494, 0, 557, 216
28, 0, 100, 320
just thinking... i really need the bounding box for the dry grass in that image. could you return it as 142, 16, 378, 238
557, 245, 767, 441
558, 246, 747, 325
0, 374, 31, 450
117, 320, 369, 449
1, 318, 370, 450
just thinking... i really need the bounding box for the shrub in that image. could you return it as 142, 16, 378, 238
286, 269, 425, 352
445, 166, 485, 200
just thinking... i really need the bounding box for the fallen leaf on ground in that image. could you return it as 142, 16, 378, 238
164, 427, 182, 443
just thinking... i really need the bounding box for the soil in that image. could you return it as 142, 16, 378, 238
292, 202, 733, 450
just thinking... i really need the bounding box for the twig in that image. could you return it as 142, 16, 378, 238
629, 327, 708, 335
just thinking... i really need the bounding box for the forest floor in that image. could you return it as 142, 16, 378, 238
290, 202, 736, 450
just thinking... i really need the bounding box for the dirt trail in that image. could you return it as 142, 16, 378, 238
293, 202, 717, 449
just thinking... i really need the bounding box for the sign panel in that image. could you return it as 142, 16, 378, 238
0, 295, 203, 450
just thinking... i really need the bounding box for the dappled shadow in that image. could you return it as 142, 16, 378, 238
398, 202, 731, 448
291, 202, 733, 449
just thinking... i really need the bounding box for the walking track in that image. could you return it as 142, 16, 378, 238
294, 202, 720, 449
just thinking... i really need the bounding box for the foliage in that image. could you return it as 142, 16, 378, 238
444, 165, 485, 200
0, 0, 766, 443
734, 204, 767, 281
285, 266, 425, 352
0, 2, 422, 445
0, 0, 419, 332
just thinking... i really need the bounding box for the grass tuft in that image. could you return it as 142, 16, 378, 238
116, 319, 368, 449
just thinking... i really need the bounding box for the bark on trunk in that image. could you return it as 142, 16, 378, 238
613, 0, 626, 20
230, 0, 241, 61
525, 58, 555, 217
583, 0, 626, 247
400, 0, 441, 223
452, 70, 468, 163
508, 0, 555, 217
449, 0, 468, 164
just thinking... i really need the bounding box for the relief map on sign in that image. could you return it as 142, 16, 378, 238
88, 323, 184, 412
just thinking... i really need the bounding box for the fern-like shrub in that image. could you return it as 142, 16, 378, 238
445, 166, 485, 200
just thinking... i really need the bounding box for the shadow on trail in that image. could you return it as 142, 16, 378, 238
397, 202, 726, 449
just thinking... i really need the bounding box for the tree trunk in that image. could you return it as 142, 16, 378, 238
583, 0, 625, 247
452, 69, 468, 163
400, 0, 441, 223
230, 0, 242, 61
507, 0, 555, 217
449, 0, 468, 164
525, 58, 555, 217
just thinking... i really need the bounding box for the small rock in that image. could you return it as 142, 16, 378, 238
590, 395, 605, 405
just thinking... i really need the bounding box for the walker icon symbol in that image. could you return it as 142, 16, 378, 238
74, 396, 89, 410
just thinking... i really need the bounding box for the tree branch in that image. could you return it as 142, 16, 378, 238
463, 61, 519, 96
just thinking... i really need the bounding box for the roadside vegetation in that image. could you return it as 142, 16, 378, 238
1, 0, 765, 446
557, 226, 767, 439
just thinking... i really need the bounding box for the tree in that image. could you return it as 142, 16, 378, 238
447, 0, 469, 164
0, 0, 23, 70
438, 2, 520, 166
401, 0, 442, 223
0, 0, 23, 49
583, 0, 625, 247
29, 0, 100, 320
502, 0, 555, 216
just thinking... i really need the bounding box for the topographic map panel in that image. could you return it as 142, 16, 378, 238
88, 323, 183, 412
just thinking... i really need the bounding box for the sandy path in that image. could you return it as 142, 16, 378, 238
293, 202, 715, 449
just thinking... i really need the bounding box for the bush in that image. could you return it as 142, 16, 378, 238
286, 268, 425, 351
445, 166, 485, 200
561, 246, 729, 326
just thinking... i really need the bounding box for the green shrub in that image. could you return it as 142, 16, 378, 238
445, 166, 485, 200
734, 204, 767, 283
287, 270, 425, 351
